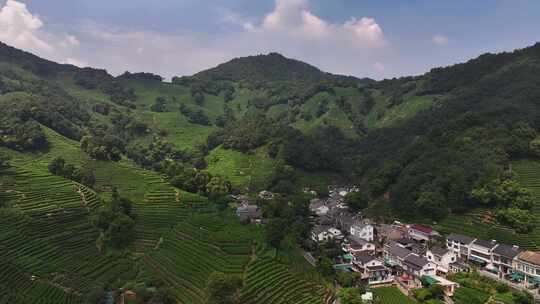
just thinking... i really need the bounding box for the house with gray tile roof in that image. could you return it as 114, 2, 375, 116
492, 244, 521, 277
403, 253, 436, 277
426, 246, 457, 274
446, 233, 476, 259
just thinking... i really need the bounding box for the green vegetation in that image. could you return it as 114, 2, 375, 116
448, 272, 533, 304
4, 35, 540, 303
205, 146, 275, 190
373, 287, 417, 304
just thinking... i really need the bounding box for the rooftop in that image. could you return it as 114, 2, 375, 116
447, 233, 476, 244
473, 239, 498, 249
354, 254, 378, 264
404, 253, 429, 268
349, 236, 372, 246
493, 244, 521, 259
387, 243, 413, 259
429, 246, 450, 257
410, 224, 433, 234
518, 251, 540, 266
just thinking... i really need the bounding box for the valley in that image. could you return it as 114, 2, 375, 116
1, 40, 540, 304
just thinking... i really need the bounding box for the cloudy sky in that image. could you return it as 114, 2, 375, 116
1, 0, 539, 80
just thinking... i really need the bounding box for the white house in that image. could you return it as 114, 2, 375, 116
403, 253, 437, 277
492, 244, 521, 277
350, 222, 374, 242
353, 254, 393, 285
311, 225, 343, 243
514, 251, 540, 288
426, 247, 457, 274
408, 224, 440, 242
383, 243, 413, 270
469, 239, 497, 267
342, 238, 376, 255
309, 199, 330, 216
446, 233, 476, 259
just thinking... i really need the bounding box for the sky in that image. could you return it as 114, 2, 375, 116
1, 0, 539, 80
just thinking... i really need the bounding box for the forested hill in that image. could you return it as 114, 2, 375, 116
3, 38, 540, 302
192, 52, 368, 85
1, 40, 540, 241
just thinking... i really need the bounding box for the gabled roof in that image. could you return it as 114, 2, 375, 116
493, 244, 521, 259
410, 224, 433, 234
429, 247, 450, 257
473, 239, 498, 249
518, 251, 540, 266
387, 244, 412, 259
397, 238, 415, 246
349, 236, 372, 247
354, 254, 378, 264
447, 233, 475, 244
236, 205, 262, 218
404, 254, 429, 268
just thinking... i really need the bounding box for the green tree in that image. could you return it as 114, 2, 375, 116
344, 192, 369, 212
414, 189, 448, 220
317, 257, 335, 277
107, 213, 135, 248
495, 208, 537, 233
206, 272, 242, 304
48, 157, 66, 175
0, 153, 10, 169
265, 218, 287, 249
206, 176, 231, 199
338, 288, 363, 304
529, 136, 540, 158
150, 96, 167, 112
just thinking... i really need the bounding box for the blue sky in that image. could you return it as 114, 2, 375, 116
1, 0, 539, 79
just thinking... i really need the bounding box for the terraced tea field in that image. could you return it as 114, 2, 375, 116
144, 213, 257, 303
241, 257, 326, 304
373, 287, 417, 304
0, 128, 326, 303
0, 166, 133, 302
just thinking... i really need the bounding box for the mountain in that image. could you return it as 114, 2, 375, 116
193, 52, 367, 85
2, 40, 540, 303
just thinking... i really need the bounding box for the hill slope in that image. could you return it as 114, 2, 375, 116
2, 39, 540, 303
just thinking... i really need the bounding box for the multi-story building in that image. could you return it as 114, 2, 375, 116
383, 243, 413, 268
426, 247, 457, 274
352, 255, 394, 285
408, 224, 440, 242
342, 237, 376, 255
469, 239, 497, 267
446, 233, 476, 259
514, 251, 540, 288
403, 253, 437, 277
350, 222, 374, 242
492, 244, 521, 277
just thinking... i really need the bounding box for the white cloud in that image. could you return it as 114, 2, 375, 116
0, 0, 52, 53
0, 0, 84, 69
343, 17, 385, 47
432, 34, 449, 45
258, 0, 386, 46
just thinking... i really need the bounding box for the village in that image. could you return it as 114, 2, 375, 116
236, 187, 540, 303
